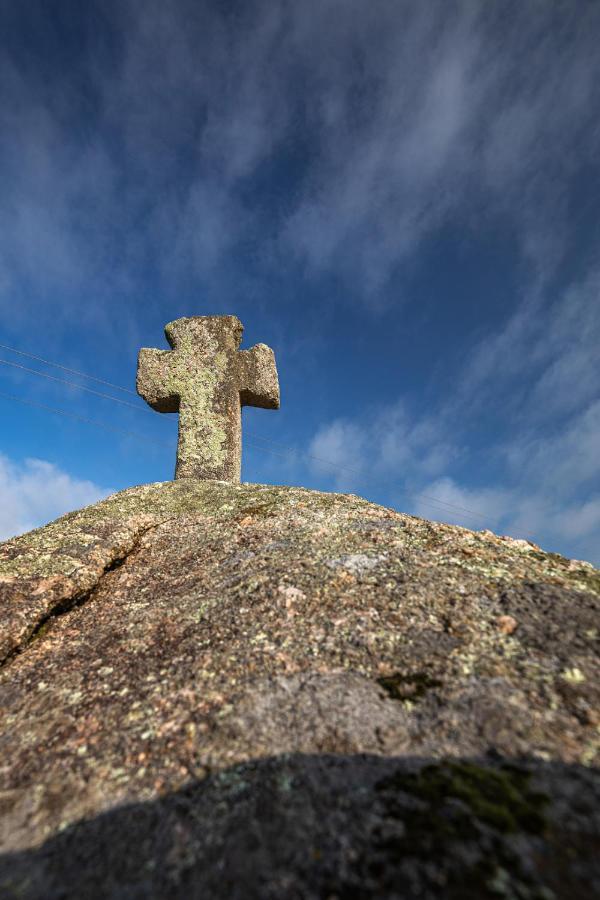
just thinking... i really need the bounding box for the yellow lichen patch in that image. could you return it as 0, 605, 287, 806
561, 667, 586, 684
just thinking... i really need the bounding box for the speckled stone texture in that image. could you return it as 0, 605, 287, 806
0, 481, 598, 898
137, 316, 279, 480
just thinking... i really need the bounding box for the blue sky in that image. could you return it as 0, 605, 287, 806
1, 0, 599, 564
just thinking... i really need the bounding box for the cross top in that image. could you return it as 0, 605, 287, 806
137, 316, 279, 481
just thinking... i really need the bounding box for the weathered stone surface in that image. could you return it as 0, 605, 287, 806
0, 481, 598, 897
137, 316, 279, 480
2, 755, 599, 900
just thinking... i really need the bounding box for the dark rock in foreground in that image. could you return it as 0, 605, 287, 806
0, 481, 598, 897
3, 754, 599, 900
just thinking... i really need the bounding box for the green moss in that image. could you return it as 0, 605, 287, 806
28, 618, 54, 644
377, 671, 442, 702
1, 481, 346, 578
373, 762, 551, 898
527, 545, 600, 596
377, 761, 548, 836
568, 568, 600, 596
238, 503, 279, 518
530, 550, 567, 566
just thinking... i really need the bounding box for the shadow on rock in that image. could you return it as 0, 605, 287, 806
1, 753, 599, 899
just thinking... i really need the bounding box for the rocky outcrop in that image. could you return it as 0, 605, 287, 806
0, 481, 598, 898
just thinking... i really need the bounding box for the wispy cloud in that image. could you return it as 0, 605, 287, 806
309, 401, 457, 491
0, 454, 111, 540
1, 2, 597, 562
282, 1, 600, 294
1, 1, 599, 331
459, 270, 600, 418
308, 265, 600, 563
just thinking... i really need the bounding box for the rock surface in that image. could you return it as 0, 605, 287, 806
0, 481, 598, 898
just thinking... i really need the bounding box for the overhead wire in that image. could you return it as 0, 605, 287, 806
0, 338, 497, 528
244, 429, 491, 522
0, 385, 491, 526
0, 342, 138, 395
0, 390, 174, 448
0, 358, 148, 413
242, 437, 492, 527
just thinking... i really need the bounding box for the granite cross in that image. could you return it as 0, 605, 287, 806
137, 316, 280, 481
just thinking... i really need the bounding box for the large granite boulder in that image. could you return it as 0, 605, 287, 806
0, 481, 598, 898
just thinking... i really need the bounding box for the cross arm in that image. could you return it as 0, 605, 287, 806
237, 344, 280, 409
137, 348, 180, 413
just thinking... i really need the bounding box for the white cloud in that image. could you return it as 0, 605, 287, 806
505, 401, 600, 497
558, 497, 600, 543
460, 270, 600, 419
308, 401, 456, 491
0, 455, 111, 541
408, 475, 600, 565
306, 265, 600, 563
309, 420, 367, 486
409, 476, 514, 532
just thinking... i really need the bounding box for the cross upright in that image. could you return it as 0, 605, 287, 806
137, 316, 280, 481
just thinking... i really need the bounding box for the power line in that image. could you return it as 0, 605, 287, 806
244, 429, 491, 522
0, 346, 498, 528
0, 358, 148, 413
0, 390, 174, 448
0, 342, 138, 395
2, 338, 477, 513
1, 384, 491, 527
242, 438, 492, 527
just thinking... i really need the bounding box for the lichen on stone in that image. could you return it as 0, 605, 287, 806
137, 316, 279, 481
0, 478, 598, 885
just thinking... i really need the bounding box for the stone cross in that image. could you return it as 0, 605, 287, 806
137, 316, 279, 481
